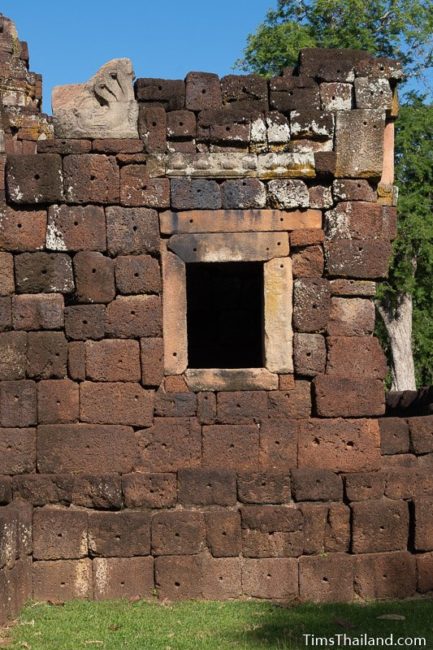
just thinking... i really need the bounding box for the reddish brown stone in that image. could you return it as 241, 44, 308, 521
155, 555, 202, 600
178, 469, 236, 506
122, 473, 177, 508
409, 416, 433, 454
344, 472, 385, 501
138, 105, 167, 152
167, 110, 196, 139
63, 154, 119, 204
7, 154, 63, 204
202, 557, 242, 600
154, 391, 197, 417
299, 554, 354, 602
33, 508, 88, 560
221, 74, 268, 109
379, 418, 410, 455
170, 178, 222, 210
216, 391, 268, 424
202, 424, 259, 470
32, 559, 92, 601
330, 279, 376, 297
221, 179, 266, 210
197, 392, 216, 424
68, 341, 85, 380
293, 333, 326, 377
259, 418, 298, 470
0, 253, 14, 295
115, 255, 161, 294
325, 240, 392, 279
37, 139, 92, 155
242, 558, 298, 599
12, 294, 64, 330
326, 336, 387, 379
106, 296, 162, 338
0, 207, 46, 251
291, 469, 342, 502
206, 511, 241, 557
80, 381, 154, 427
417, 553, 433, 593
292, 246, 324, 278
0, 296, 11, 331
293, 278, 331, 332
46, 205, 106, 251
141, 338, 164, 387
92, 139, 143, 154
327, 297, 375, 336
37, 424, 139, 474
152, 511, 205, 555
241, 505, 303, 558
298, 418, 381, 472
238, 473, 291, 504
106, 207, 159, 255
270, 76, 320, 112
85, 339, 141, 382
12, 474, 73, 506
414, 497, 433, 551
384, 467, 433, 500
0, 478, 12, 505
0, 332, 27, 380
88, 511, 150, 557
290, 229, 325, 248
37, 379, 79, 424
0, 381, 36, 427
120, 165, 170, 207
72, 475, 123, 510
73, 251, 115, 304
354, 552, 416, 599
314, 376, 385, 417
64, 305, 105, 340
267, 382, 312, 419
27, 331, 67, 379
352, 499, 409, 553
137, 418, 201, 472
0, 428, 35, 475
332, 179, 376, 202
165, 376, 189, 392
135, 78, 185, 110
325, 201, 396, 241
93, 557, 154, 600
15, 252, 74, 294
185, 72, 222, 111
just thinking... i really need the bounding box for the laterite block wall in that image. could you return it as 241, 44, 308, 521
0, 13, 432, 618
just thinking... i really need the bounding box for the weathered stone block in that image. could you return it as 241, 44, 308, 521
106, 206, 159, 255
202, 425, 259, 470
0, 253, 14, 295
73, 251, 115, 304
293, 278, 331, 332
170, 178, 222, 210
141, 338, 164, 386
326, 240, 392, 278
326, 336, 387, 379
72, 474, 123, 510
33, 508, 88, 560
122, 473, 177, 508
64, 305, 106, 340
37, 424, 138, 473
37, 379, 79, 424
299, 554, 354, 602
154, 391, 196, 417
178, 469, 236, 506
332, 179, 376, 203
85, 339, 141, 382
216, 391, 268, 424
238, 473, 291, 504
115, 255, 161, 294
325, 201, 396, 241
135, 77, 185, 110
290, 110, 334, 139
417, 553, 433, 593
32, 559, 92, 601
292, 245, 324, 278
344, 472, 385, 502
408, 416, 433, 455
354, 77, 392, 110
267, 383, 312, 419
80, 381, 154, 427
15, 252, 74, 294
138, 105, 166, 152
221, 74, 268, 110
241, 505, 303, 558
12, 294, 64, 330
206, 511, 241, 557
259, 417, 298, 470
335, 109, 385, 178
185, 72, 222, 111
88, 511, 150, 557
93, 557, 154, 600
152, 511, 205, 555
63, 154, 119, 203
120, 165, 170, 207
27, 331, 67, 379
137, 418, 201, 472
0, 381, 36, 427
167, 110, 196, 139
46, 205, 106, 251
354, 552, 416, 600
202, 557, 242, 600
68, 341, 85, 380
292, 469, 342, 502
0, 428, 35, 475
7, 154, 63, 204
298, 419, 381, 472
320, 82, 352, 111
269, 75, 320, 112
106, 296, 162, 338
0, 332, 27, 379
414, 497, 433, 551
293, 333, 326, 377
268, 179, 309, 209
155, 555, 203, 600
221, 179, 266, 209
0, 207, 46, 251
242, 558, 298, 599
327, 298, 375, 336
314, 376, 385, 417
352, 499, 409, 553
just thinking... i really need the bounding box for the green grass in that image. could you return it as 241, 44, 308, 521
3, 598, 433, 649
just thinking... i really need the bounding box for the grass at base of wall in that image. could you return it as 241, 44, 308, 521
3, 598, 433, 649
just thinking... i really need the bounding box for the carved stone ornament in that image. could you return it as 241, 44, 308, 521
52, 58, 139, 139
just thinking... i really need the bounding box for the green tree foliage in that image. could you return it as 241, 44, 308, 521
237, 0, 433, 386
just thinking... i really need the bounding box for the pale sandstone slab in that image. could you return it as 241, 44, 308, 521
162, 249, 187, 375
160, 210, 321, 234
185, 369, 278, 392
264, 258, 293, 373
257, 152, 316, 178
53, 59, 139, 139
168, 232, 289, 263
335, 109, 385, 178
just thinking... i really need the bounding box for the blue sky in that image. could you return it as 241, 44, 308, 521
1, 0, 276, 113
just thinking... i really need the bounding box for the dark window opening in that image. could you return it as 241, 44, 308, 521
186, 262, 264, 369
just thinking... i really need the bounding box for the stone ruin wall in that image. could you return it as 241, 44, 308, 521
1, 13, 433, 622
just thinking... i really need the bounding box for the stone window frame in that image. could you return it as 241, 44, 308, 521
161, 209, 294, 391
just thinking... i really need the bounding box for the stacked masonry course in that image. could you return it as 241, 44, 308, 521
0, 13, 432, 621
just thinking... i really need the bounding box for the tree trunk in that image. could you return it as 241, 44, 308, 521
377, 292, 416, 391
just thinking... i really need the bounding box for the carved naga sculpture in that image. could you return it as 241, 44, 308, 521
52, 58, 139, 139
